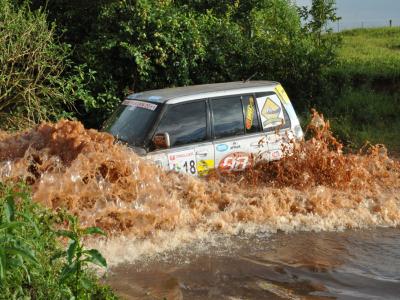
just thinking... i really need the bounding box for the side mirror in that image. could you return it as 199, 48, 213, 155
152, 132, 170, 149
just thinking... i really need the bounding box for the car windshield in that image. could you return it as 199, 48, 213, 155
103, 99, 161, 147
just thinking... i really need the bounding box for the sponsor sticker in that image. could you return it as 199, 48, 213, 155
197, 159, 214, 176
122, 100, 158, 111
274, 85, 290, 104
168, 150, 197, 175
257, 96, 285, 129
169, 152, 194, 160
245, 96, 255, 130
218, 152, 253, 172
216, 144, 229, 152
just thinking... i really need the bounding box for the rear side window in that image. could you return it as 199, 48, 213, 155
155, 101, 207, 147
211, 96, 244, 139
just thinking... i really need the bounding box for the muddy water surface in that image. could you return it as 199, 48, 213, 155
106, 228, 400, 300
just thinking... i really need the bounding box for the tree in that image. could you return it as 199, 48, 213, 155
0, 0, 93, 130
24, 0, 342, 127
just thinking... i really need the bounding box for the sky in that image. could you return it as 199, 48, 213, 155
294, 0, 400, 30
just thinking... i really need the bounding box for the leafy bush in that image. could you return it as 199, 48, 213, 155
27, 0, 341, 128
0, 182, 117, 299
0, 0, 94, 130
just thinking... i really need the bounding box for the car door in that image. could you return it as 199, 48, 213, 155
255, 92, 293, 161
150, 99, 214, 176
211, 94, 266, 172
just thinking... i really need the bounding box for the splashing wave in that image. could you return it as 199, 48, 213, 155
0, 112, 399, 264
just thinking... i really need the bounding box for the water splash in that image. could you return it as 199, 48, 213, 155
0, 113, 399, 264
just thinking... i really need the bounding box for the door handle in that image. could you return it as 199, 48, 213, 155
196, 152, 208, 157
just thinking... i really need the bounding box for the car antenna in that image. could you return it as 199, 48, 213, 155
243, 72, 257, 83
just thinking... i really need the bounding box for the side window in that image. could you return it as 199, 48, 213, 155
155, 101, 207, 147
255, 93, 291, 132
211, 96, 244, 139
242, 95, 261, 134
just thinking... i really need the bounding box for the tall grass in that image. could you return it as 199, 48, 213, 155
316, 27, 400, 153
336, 27, 400, 80
329, 89, 400, 151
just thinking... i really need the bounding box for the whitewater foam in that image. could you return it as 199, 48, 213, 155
0, 113, 399, 265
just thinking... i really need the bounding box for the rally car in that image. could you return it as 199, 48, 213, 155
104, 81, 303, 176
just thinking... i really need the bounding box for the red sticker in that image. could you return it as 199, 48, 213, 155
218, 152, 253, 172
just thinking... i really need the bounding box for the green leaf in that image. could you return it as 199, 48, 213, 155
83, 249, 107, 268
0, 221, 25, 231
5, 195, 15, 222
0, 248, 5, 281
12, 255, 24, 268
83, 227, 106, 236
51, 250, 66, 262
66, 241, 77, 264
60, 262, 78, 283
4, 246, 38, 265
80, 276, 93, 290
56, 230, 76, 240
22, 264, 31, 285
20, 212, 40, 235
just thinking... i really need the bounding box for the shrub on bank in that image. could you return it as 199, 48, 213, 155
0, 182, 118, 299
0, 0, 94, 130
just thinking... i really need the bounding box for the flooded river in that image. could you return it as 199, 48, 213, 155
0, 113, 399, 299
106, 228, 400, 299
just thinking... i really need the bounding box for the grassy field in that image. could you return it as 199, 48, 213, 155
336, 27, 400, 80
324, 27, 400, 154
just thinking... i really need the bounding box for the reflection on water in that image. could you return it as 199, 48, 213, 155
106, 228, 400, 300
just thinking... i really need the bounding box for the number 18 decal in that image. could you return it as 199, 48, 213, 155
183, 160, 196, 174
168, 150, 197, 175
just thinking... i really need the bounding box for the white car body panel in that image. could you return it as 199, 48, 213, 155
108, 81, 303, 176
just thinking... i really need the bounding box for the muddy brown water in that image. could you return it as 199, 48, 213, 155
1, 115, 399, 299
105, 228, 400, 300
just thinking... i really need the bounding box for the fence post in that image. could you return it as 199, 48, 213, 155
390, 19, 392, 27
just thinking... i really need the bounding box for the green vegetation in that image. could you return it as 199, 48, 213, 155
0, 0, 94, 130
54, 215, 108, 298
0, 182, 118, 299
0, 0, 397, 149
336, 27, 400, 80
1, 0, 339, 128
313, 27, 400, 153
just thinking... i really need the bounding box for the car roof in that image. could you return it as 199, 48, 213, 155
126, 81, 278, 104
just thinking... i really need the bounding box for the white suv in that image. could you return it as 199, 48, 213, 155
104, 81, 303, 176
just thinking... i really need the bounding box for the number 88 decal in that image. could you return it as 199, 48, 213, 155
218, 152, 253, 172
